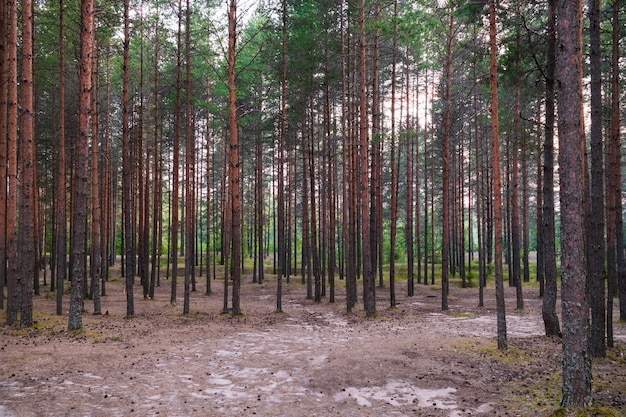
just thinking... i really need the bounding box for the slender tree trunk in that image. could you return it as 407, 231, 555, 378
90, 52, 101, 315
371, 4, 382, 291
430, 73, 435, 285
474, 86, 484, 307
222, 138, 231, 313
542, 0, 561, 337
122, 0, 134, 317
0, 0, 7, 312
521, 131, 529, 285
321, 49, 331, 300
415, 71, 422, 288
512, 77, 523, 309
587, 0, 605, 358
5, 0, 18, 324
605, 0, 621, 347
556, 0, 592, 406
535, 121, 544, 296
423, 70, 429, 287
441, 11, 454, 311
358, 0, 374, 317
301, 124, 311, 298
489, 0, 507, 350
183, 0, 194, 315
204, 69, 212, 296
171, 0, 182, 305
388, 0, 398, 304
227, 0, 241, 315
308, 122, 320, 302
101, 46, 111, 296
255, 129, 264, 286
276, 0, 286, 312
402, 44, 413, 299
342, 2, 356, 313
137, 10, 147, 299
68, 0, 93, 330
15, 0, 35, 326
610, 0, 625, 325
149, 11, 161, 300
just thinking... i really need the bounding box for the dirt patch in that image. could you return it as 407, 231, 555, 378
1, 273, 625, 416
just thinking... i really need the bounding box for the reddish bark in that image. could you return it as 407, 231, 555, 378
68, 0, 94, 330
227, 0, 241, 315
5, 0, 18, 325
556, 0, 592, 406
489, 0, 507, 350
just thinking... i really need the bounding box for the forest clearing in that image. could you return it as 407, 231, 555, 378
1, 0, 625, 414
1, 270, 625, 417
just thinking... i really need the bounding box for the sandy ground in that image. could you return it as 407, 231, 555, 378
1, 269, 625, 417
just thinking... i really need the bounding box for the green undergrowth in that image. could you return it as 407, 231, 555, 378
451, 338, 532, 364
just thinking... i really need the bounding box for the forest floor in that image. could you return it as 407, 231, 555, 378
1, 268, 625, 417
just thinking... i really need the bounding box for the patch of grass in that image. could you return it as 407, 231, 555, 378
452, 339, 532, 364
449, 312, 471, 318
503, 372, 563, 414
605, 346, 626, 364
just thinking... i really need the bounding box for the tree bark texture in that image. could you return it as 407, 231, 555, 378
228, 0, 241, 315
587, 0, 605, 358
68, 0, 94, 330
542, 0, 560, 337
556, 0, 592, 406
122, 0, 134, 317
0, 0, 9, 311
16, 0, 35, 326
489, 0, 507, 350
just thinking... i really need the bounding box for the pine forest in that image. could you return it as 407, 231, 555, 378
1, 0, 625, 415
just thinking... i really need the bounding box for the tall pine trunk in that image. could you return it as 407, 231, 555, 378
611, 0, 625, 326
512, 72, 523, 309
556, 0, 592, 406
171, 0, 182, 305
389, 0, 399, 305
149, 10, 161, 300
122, 0, 134, 317
183, 0, 194, 315
90, 53, 101, 315
489, 0, 507, 350
0, 0, 9, 311
5, 0, 18, 325
276, 0, 287, 311
588, 0, 605, 358
542, 0, 561, 337
441, 11, 454, 311
227, 0, 241, 315
15, 0, 35, 326
68, 0, 93, 330
358, 0, 374, 317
